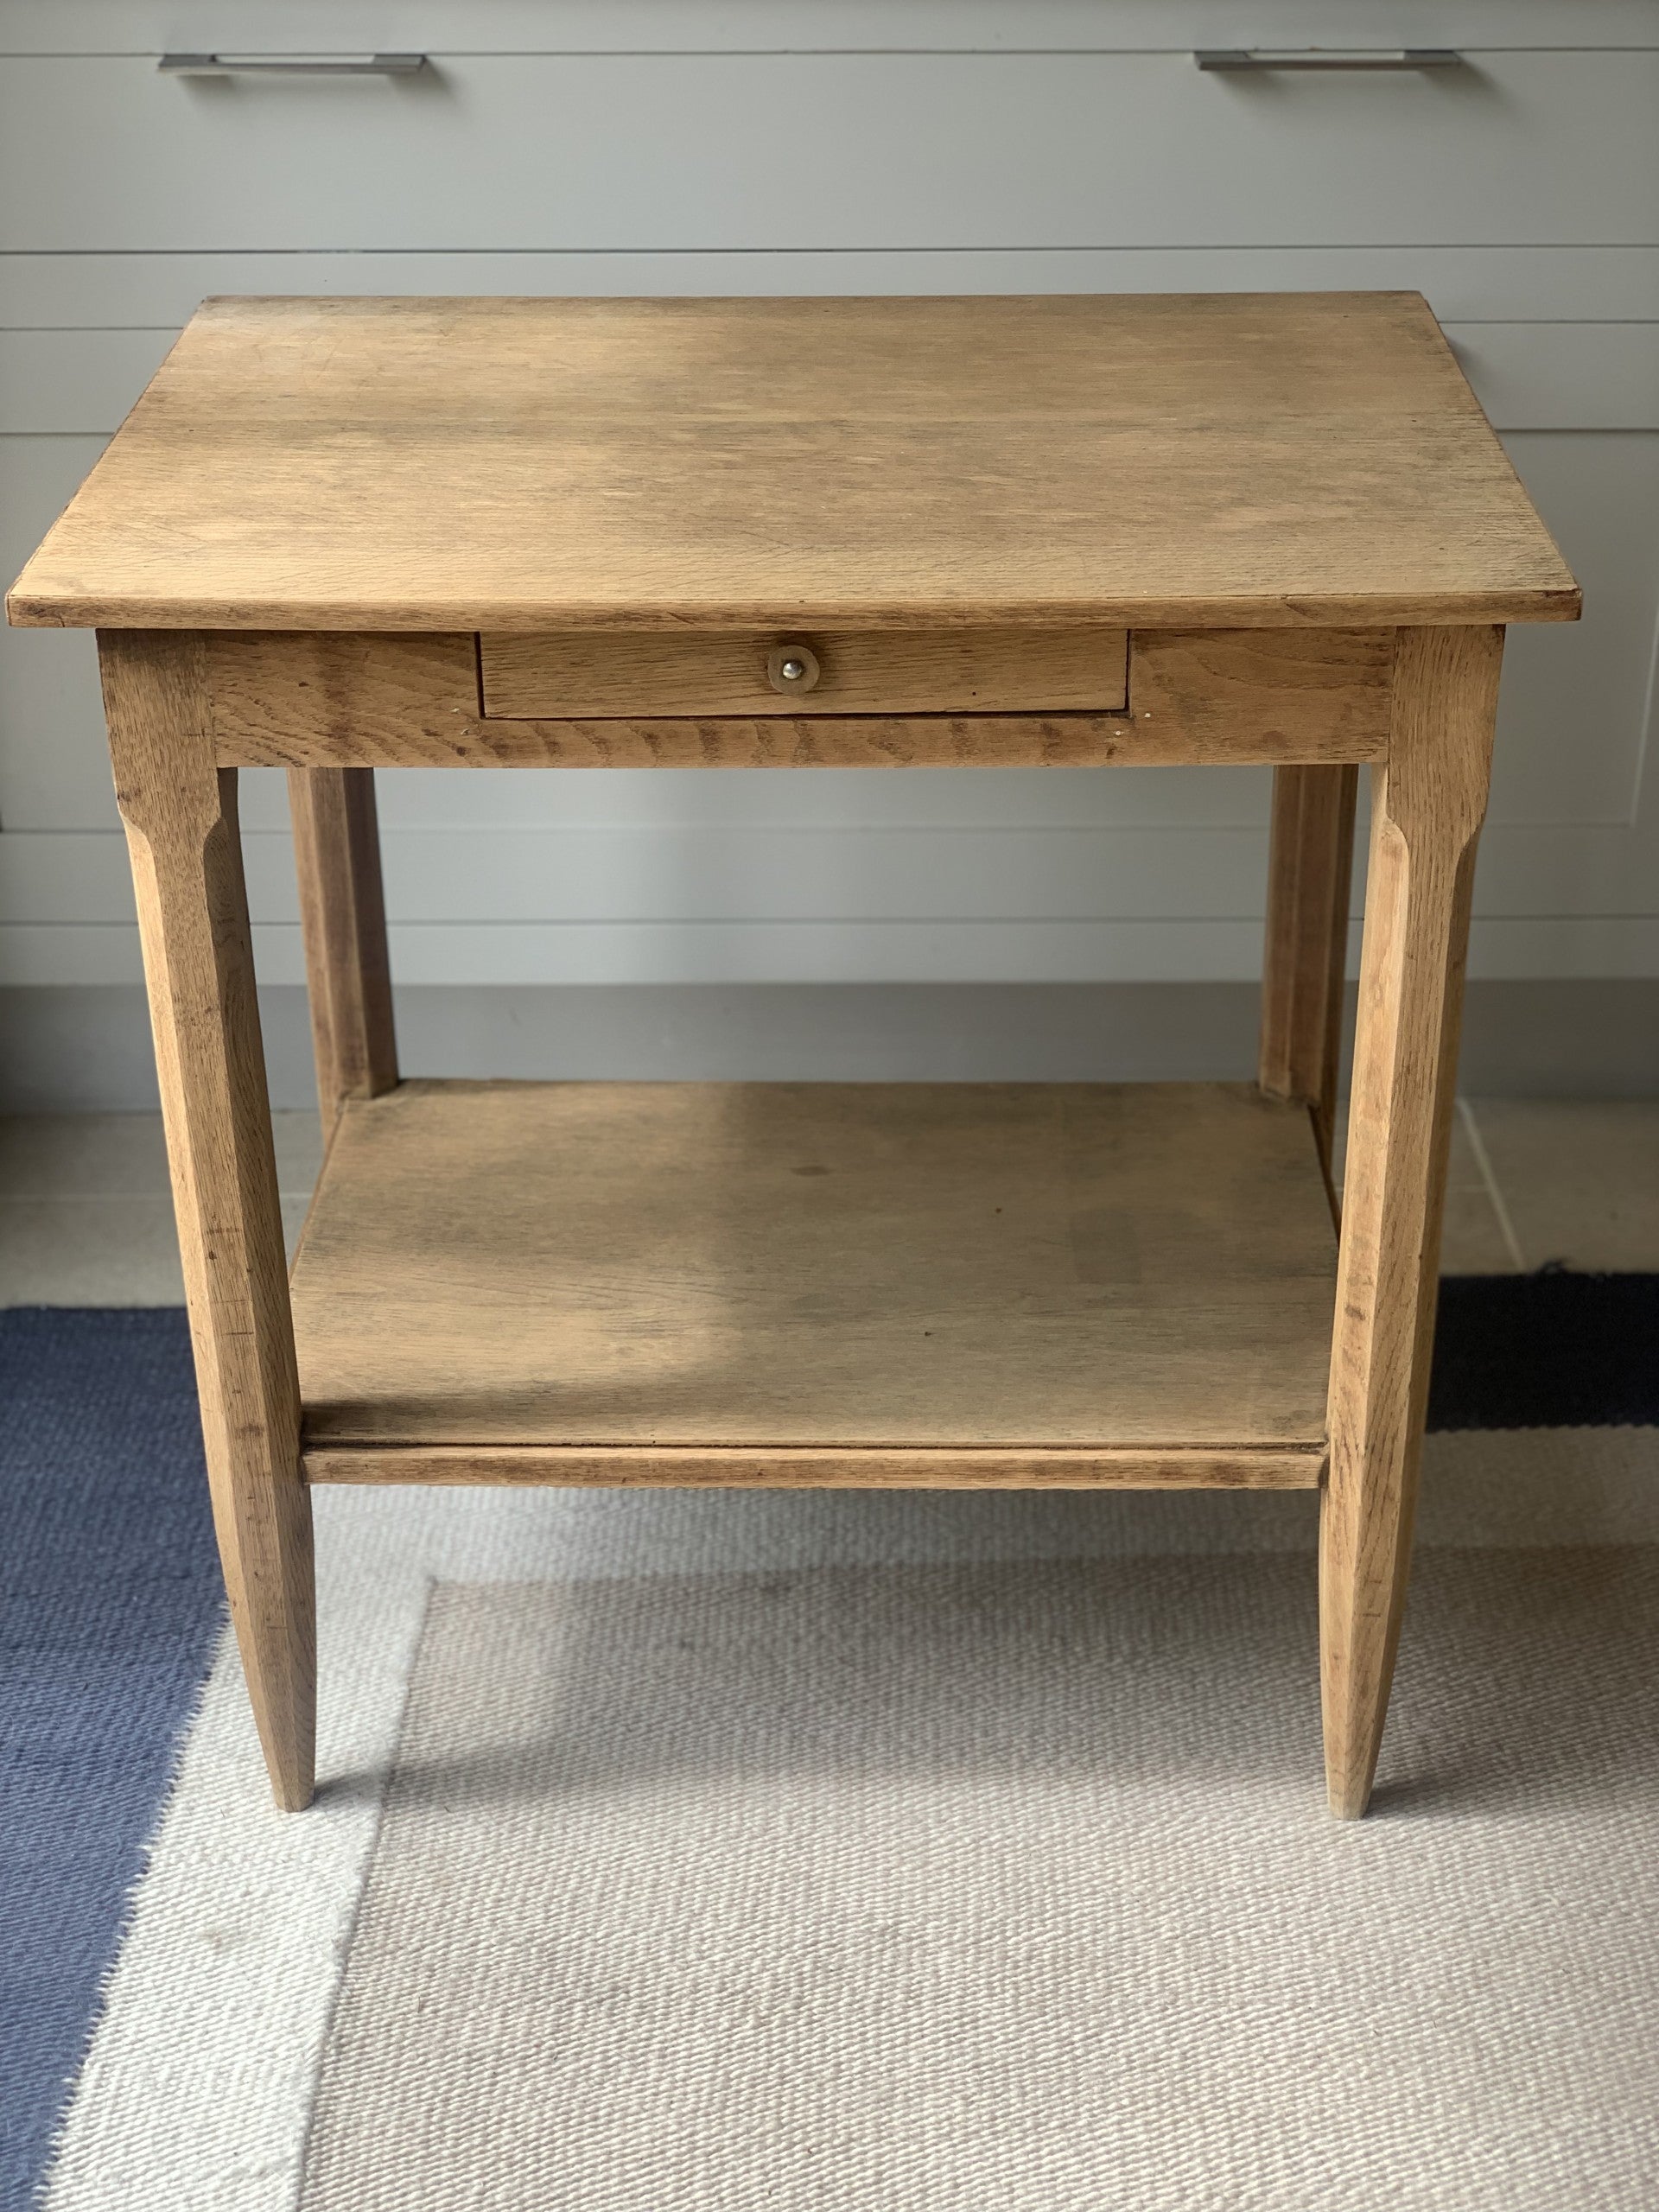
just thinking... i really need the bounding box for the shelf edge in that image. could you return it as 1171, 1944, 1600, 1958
302, 1442, 1327, 1491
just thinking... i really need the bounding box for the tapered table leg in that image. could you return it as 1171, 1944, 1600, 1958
1321, 626, 1504, 1819
100, 630, 315, 1810
287, 766, 398, 1131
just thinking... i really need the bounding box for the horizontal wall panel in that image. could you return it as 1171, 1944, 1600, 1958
8, 249, 1659, 330
1476, 828, 1659, 917
9, 915, 1659, 988
16, 818, 1659, 934
0, 919, 1268, 987
3, 3, 1655, 58
0, 436, 124, 830
1450, 327, 1659, 431
353, 766, 1275, 836
17, 979, 1659, 1113
0, 827, 1274, 926
0, 329, 176, 435
3, 320, 1651, 436
3, 53, 1655, 253
1467, 920, 1659, 980
1488, 434, 1659, 830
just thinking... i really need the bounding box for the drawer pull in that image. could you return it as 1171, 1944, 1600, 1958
766, 643, 821, 696
1195, 48, 1461, 73
159, 53, 428, 77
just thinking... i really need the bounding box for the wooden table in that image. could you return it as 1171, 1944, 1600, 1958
8, 294, 1578, 1819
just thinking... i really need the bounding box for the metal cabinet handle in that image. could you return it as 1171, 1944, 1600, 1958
1195, 49, 1461, 72
159, 53, 427, 77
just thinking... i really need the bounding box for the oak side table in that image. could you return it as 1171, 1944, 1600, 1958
8, 295, 1579, 1819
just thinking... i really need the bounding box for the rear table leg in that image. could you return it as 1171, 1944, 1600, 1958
287, 766, 398, 1132
1260, 761, 1359, 1190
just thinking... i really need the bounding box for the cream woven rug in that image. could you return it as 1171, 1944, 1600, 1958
41, 1447, 1659, 2212
295, 1546, 1659, 2211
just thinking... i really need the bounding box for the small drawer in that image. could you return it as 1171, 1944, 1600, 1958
479, 630, 1130, 719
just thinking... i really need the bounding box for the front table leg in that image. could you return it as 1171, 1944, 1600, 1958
99, 631, 316, 1810
1321, 626, 1503, 1818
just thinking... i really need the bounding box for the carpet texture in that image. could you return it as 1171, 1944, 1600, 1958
298, 1552, 1659, 2212
10, 1286, 1659, 2211
0, 1312, 221, 2212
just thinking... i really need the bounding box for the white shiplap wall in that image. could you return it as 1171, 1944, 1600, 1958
2, 0, 1657, 1022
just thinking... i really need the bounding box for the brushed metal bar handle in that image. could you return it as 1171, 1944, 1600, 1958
1195, 48, 1462, 72
159, 53, 428, 77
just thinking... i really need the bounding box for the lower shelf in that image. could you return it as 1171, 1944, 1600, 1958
290, 1079, 1337, 1490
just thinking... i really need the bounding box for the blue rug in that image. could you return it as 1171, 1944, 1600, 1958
0, 1311, 221, 2212
3, 1277, 1657, 2209
1429, 1268, 1659, 1430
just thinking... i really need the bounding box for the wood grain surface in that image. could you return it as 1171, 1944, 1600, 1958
99, 629, 315, 1811
10, 295, 1578, 632
1320, 625, 1504, 1820
1128, 628, 1393, 764
288, 1078, 1339, 1460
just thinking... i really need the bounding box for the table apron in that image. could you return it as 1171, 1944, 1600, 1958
196, 626, 1398, 769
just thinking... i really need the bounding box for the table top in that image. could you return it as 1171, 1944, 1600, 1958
7, 292, 1578, 634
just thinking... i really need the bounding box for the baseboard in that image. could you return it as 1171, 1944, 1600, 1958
3, 981, 1657, 1112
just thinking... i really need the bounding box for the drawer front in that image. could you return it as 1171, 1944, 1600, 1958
480, 631, 1131, 720
2, 51, 1654, 253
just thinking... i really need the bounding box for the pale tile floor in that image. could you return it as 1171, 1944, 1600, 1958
1327, 1097, 1659, 1273
2, 1098, 1657, 1306
0, 1111, 323, 1305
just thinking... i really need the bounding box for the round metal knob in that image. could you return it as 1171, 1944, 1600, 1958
766, 641, 821, 695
